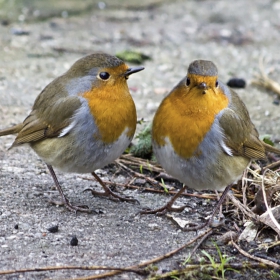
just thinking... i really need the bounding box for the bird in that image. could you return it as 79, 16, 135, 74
144, 59, 280, 230
0, 53, 144, 213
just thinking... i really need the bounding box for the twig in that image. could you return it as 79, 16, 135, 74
0, 229, 211, 279
251, 57, 280, 97
259, 206, 280, 236
242, 169, 249, 207
81, 176, 217, 200
0, 266, 144, 276
255, 160, 280, 173
65, 228, 213, 280
116, 160, 163, 187
254, 253, 280, 265
187, 229, 213, 259
119, 154, 164, 173
227, 191, 259, 222
261, 169, 280, 234
231, 241, 280, 269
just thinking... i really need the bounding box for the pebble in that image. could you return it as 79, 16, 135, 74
70, 236, 78, 246
226, 78, 246, 88
47, 225, 59, 233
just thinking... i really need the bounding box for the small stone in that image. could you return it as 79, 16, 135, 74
226, 78, 246, 88
70, 236, 78, 246
47, 225, 59, 233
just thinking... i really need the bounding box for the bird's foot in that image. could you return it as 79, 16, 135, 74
46, 164, 94, 214
84, 187, 139, 204
87, 171, 139, 204
140, 185, 188, 215
140, 203, 187, 215
183, 216, 226, 231
48, 197, 95, 214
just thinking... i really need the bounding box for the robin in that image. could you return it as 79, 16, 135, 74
0, 53, 144, 213
144, 60, 280, 230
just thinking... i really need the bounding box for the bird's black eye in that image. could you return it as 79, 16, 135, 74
99, 72, 110, 80
186, 77, 190, 86
215, 80, 219, 87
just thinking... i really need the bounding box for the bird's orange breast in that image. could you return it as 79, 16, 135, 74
153, 83, 229, 158
82, 83, 136, 144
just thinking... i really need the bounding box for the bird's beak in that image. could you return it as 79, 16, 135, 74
124, 66, 145, 77
197, 82, 207, 90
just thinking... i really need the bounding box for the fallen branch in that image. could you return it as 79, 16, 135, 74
62, 229, 213, 280
0, 266, 145, 277
231, 241, 280, 269
80, 175, 217, 199
0, 229, 212, 279
119, 154, 163, 173
260, 169, 280, 235
251, 58, 280, 97
227, 191, 259, 222
255, 160, 280, 173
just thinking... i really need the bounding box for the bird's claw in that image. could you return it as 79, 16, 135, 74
47, 197, 95, 214
83, 187, 140, 204
140, 204, 188, 215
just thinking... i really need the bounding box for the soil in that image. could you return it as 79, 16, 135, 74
0, 0, 280, 279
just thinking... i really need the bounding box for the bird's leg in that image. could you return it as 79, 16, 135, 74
84, 171, 139, 203
215, 190, 224, 219
140, 185, 188, 215
46, 164, 93, 213
184, 184, 233, 231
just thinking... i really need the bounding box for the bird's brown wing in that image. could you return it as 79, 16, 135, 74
218, 107, 267, 160
11, 96, 81, 147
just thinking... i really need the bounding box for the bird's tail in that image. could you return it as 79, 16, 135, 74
263, 142, 280, 155
0, 123, 23, 137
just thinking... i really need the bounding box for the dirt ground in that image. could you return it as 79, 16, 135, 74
1, 0, 280, 279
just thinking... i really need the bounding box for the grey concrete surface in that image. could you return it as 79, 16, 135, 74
0, 1, 280, 279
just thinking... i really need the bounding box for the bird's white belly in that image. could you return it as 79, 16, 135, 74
153, 137, 250, 191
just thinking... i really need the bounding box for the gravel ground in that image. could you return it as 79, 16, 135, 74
0, 1, 280, 279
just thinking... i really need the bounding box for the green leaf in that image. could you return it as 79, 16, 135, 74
116, 50, 151, 64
